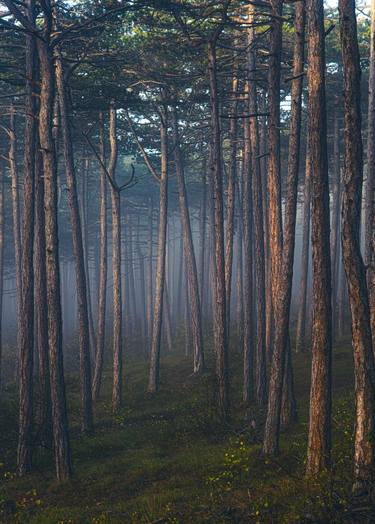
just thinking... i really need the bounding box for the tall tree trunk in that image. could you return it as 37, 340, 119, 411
264, 1, 305, 445
199, 167, 207, 322
295, 141, 311, 353
364, 0, 375, 267
107, 104, 123, 411
242, 116, 253, 404
305, 0, 332, 477
55, 47, 93, 433
148, 111, 168, 393
17, 0, 37, 474
247, 5, 267, 406
0, 165, 4, 390
339, 0, 375, 491
331, 109, 341, 341
208, 40, 229, 417
262, 0, 284, 455
171, 108, 204, 372
224, 64, 238, 339
93, 112, 108, 401
146, 197, 153, 349
236, 174, 244, 344
34, 140, 51, 443
37, 26, 72, 481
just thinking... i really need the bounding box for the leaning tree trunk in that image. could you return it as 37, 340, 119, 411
37, 28, 72, 481
305, 0, 332, 477
92, 112, 108, 401
339, 0, 375, 491
171, 108, 204, 373
55, 47, 93, 433
148, 111, 168, 393
17, 0, 37, 475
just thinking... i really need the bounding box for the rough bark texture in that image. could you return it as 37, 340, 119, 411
247, 4, 267, 407
364, 0, 375, 267
208, 40, 229, 417
37, 24, 72, 481
262, 0, 284, 456
107, 104, 123, 411
55, 48, 93, 433
339, 0, 375, 490
305, 0, 332, 477
17, 0, 37, 475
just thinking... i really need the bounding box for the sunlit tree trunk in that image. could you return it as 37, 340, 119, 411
339, 0, 375, 491
262, 0, 284, 456
305, 0, 332, 477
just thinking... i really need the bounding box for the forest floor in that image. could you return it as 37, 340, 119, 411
0, 335, 372, 523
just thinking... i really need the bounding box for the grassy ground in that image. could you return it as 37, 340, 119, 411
0, 336, 371, 523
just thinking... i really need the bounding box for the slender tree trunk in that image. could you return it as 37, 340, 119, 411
199, 167, 207, 321
171, 108, 204, 372
0, 165, 4, 390
105, 104, 123, 411
37, 28, 72, 481
339, 0, 375, 490
295, 142, 311, 353
305, 0, 332, 477
247, 5, 267, 406
148, 111, 168, 393
224, 65, 238, 339
331, 110, 341, 341
365, 0, 375, 267
264, 1, 305, 446
34, 140, 51, 442
208, 40, 229, 416
55, 48, 93, 433
262, 0, 284, 455
146, 197, 153, 349
93, 112, 108, 400
17, 0, 37, 474
242, 116, 253, 404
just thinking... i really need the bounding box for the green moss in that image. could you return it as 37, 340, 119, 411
0, 341, 367, 523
